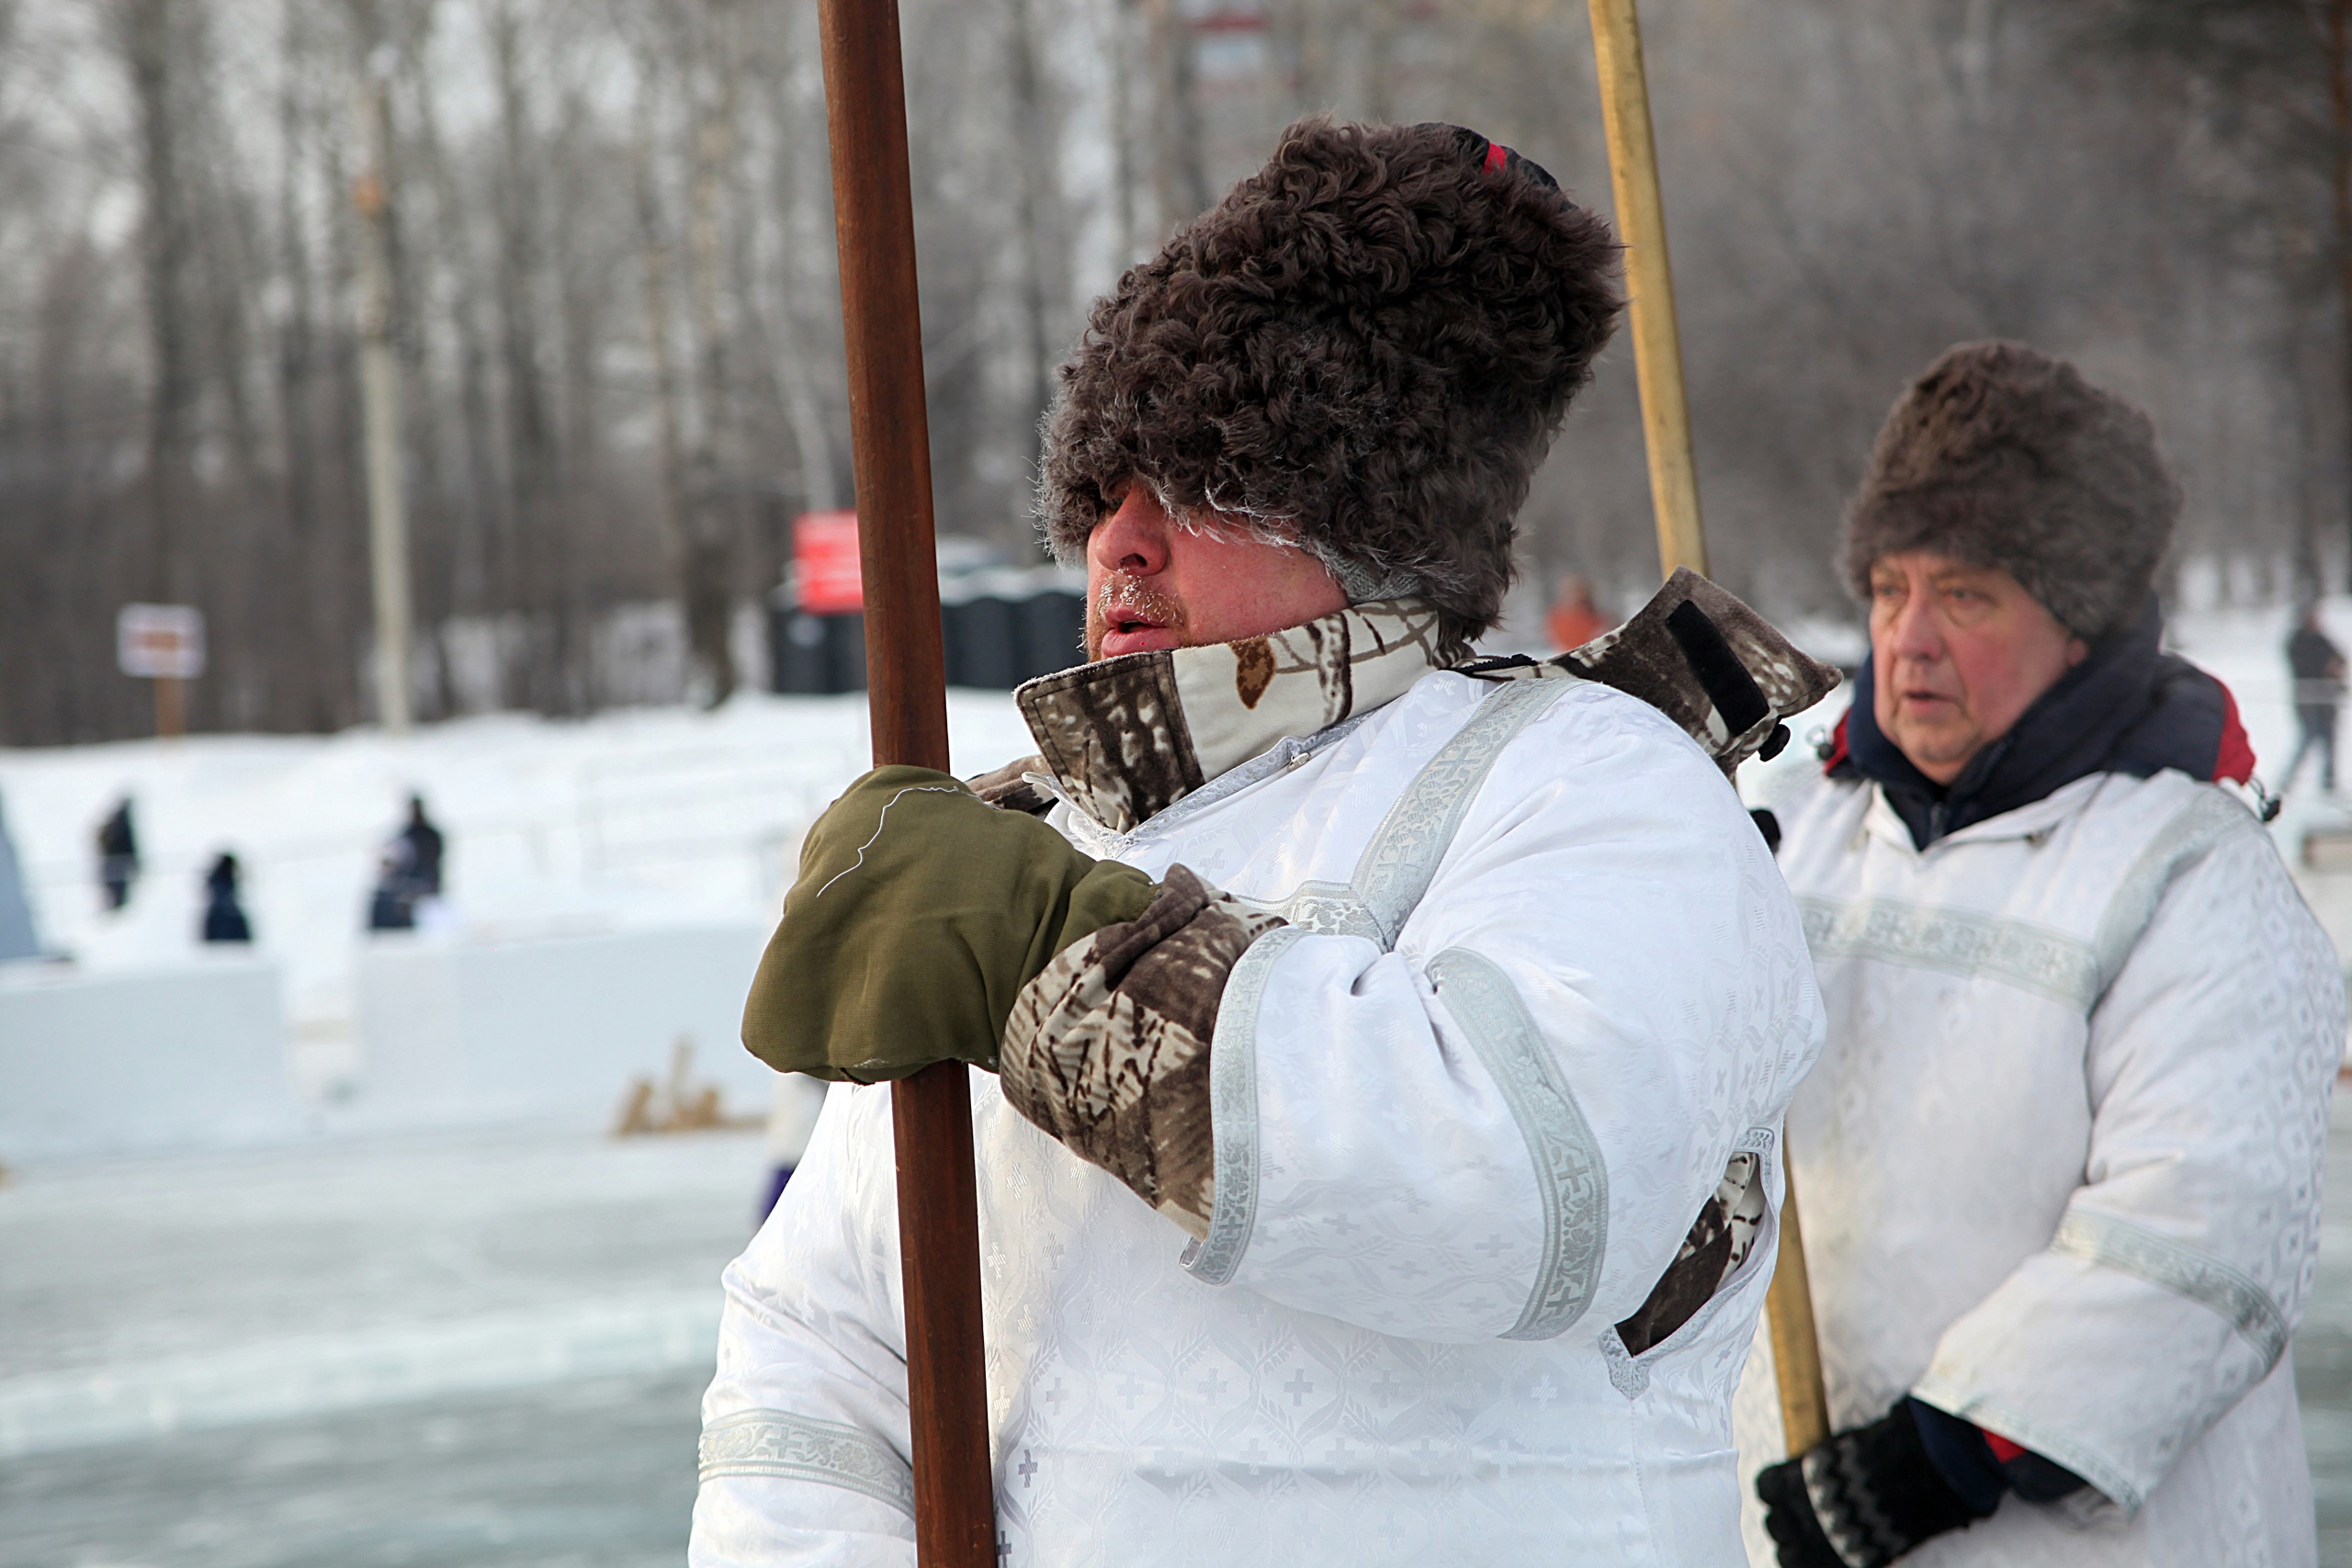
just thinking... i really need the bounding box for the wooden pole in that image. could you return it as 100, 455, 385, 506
1586, 0, 1706, 580
153, 674, 185, 741
1584, 0, 1831, 1458
815, 4, 995, 1565
1764, 1157, 1831, 1452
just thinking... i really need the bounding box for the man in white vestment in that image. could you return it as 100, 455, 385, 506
1742, 341, 2343, 1567
692, 117, 1835, 1567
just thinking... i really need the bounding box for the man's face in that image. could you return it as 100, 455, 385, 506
1084, 485, 1349, 660
1868, 551, 2087, 786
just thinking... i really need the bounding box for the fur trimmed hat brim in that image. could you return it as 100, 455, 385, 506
1842, 341, 2180, 641
1040, 117, 1622, 656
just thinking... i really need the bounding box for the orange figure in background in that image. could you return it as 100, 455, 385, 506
1547, 572, 1609, 652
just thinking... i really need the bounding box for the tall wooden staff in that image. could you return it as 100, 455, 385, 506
817, 4, 996, 1563
1586, 0, 1833, 1459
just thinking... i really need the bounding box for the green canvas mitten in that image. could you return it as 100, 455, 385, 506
742, 765, 1159, 1081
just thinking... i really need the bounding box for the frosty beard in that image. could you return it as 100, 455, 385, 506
1085, 572, 1191, 660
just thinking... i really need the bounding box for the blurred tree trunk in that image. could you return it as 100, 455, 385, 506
760, 64, 841, 516
489, 1, 566, 714
633, 64, 694, 690
1364, 0, 1397, 122
411, 30, 503, 712
1009, 0, 1058, 485
1270, 0, 1328, 114
683, 3, 743, 705
118, 0, 198, 607
276, 2, 338, 730
1145, 0, 1208, 231
1107, 0, 1142, 267
550, 73, 604, 716
2331, 0, 2352, 589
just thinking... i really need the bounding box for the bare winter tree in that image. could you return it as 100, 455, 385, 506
0, 0, 2328, 743
2050, 0, 2351, 590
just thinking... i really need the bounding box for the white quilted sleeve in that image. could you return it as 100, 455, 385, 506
691, 1083, 920, 1568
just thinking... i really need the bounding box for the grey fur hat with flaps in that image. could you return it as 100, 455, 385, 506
1841, 341, 2180, 641
1039, 117, 1622, 659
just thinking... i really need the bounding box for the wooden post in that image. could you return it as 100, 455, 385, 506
1764, 1158, 1831, 1453
1586, 0, 1706, 580
153, 674, 185, 741
1585, 0, 1832, 1458
815, 4, 995, 1565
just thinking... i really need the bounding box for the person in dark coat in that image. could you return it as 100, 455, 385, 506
201, 852, 252, 943
96, 798, 139, 911
2284, 603, 2346, 795
400, 795, 444, 897
368, 795, 447, 931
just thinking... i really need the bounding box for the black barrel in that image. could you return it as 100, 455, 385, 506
770, 601, 867, 694
1015, 584, 1085, 682
946, 589, 1023, 690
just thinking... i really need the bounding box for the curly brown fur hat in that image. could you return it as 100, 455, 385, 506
1040, 117, 1622, 655
1842, 342, 2181, 642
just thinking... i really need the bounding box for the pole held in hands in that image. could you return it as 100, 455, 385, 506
1584, 0, 1832, 1458
1586, 0, 1707, 581
817, 3, 997, 1562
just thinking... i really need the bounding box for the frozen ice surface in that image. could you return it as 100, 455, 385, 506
0, 1123, 770, 1562
5, 1105, 2352, 1564
0, 1367, 707, 1568
0, 1126, 771, 1442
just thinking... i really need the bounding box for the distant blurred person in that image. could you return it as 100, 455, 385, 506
1546, 571, 1609, 651
95, 797, 139, 911
366, 846, 414, 931
2283, 602, 2345, 795
400, 795, 445, 898
367, 795, 447, 932
201, 852, 252, 944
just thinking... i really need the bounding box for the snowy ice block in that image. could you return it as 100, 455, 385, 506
355, 922, 778, 1130
0, 958, 299, 1161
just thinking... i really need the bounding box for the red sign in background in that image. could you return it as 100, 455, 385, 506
793, 511, 864, 615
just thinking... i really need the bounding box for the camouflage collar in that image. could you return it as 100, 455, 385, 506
1012, 600, 1447, 833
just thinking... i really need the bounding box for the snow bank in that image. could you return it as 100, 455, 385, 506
0, 956, 300, 1161
355, 923, 775, 1132
0, 690, 1034, 1159
0, 689, 1032, 1034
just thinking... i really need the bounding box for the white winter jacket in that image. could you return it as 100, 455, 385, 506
695, 595, 1827, 1567
1736, 764, 2342, 1566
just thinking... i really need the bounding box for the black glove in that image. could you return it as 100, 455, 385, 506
1755, 1400, 1992, 1568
